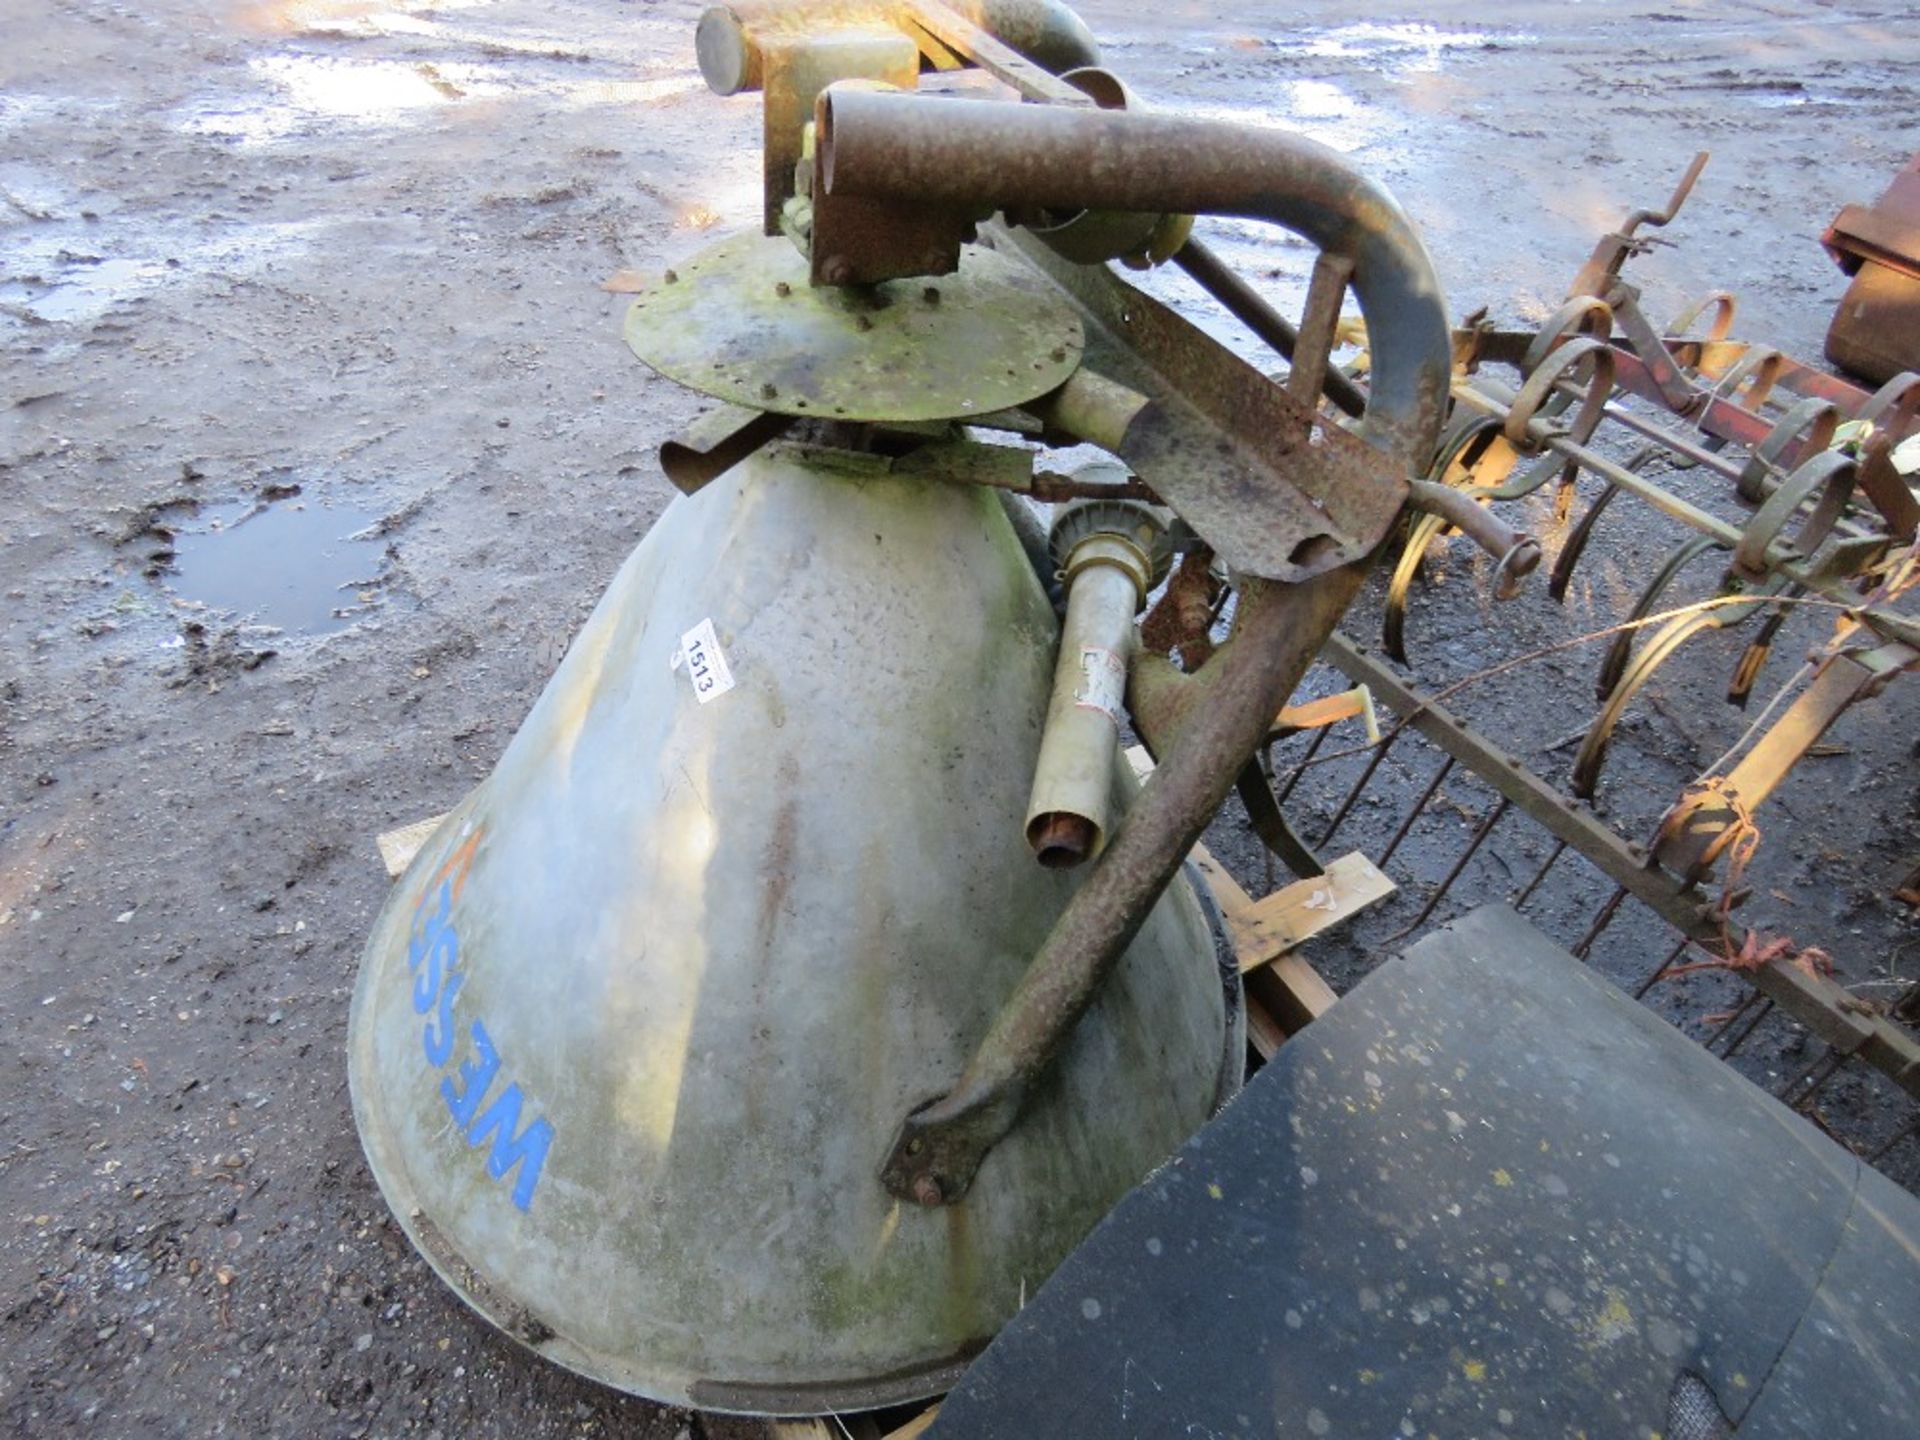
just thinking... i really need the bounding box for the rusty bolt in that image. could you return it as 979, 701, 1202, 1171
821, 255, 853, 286
774, 280, 792, 298
663, 268, 678, 285
760, 382, 779, 401
911, 1175, 944, 1207
922, 286, 941, 305
1050, 346, 1068, 364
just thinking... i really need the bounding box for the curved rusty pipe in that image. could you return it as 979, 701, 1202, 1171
816, 87, 1452, 465
843, 96, 1450, 1206
1406, 479, 1542, 596
831, 89, 1452, 1203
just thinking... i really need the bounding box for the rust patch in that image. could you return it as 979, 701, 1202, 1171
1140, 546, 1219, 668
756, 753, 803, 966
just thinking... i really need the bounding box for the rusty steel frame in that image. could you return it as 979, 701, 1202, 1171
839, 82, 1456, 1201
815, 86, 1452, 471
880, 566, 1373, 1206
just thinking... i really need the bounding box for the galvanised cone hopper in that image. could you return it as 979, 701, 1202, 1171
348, 439, 1236, 1412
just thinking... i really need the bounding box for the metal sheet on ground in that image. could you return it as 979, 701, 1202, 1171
929, 904, 1920, 1440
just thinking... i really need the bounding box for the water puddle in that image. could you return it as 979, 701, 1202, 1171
0, 257, 173, 324
175, 46, 699, 150
1172, 78, 1386, 157
1743, 89, 1862, 109
179, 52, 505, 146
1299, 22, 1516, 73
166, 496, 385, 635
1, 211, 326, 332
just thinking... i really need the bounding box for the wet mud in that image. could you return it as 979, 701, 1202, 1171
1, 1, 1915, 1436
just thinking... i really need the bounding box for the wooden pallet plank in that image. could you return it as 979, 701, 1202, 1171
1242, 989, 1288, 1061
1228, 852, 1395, 976
376, 812, 448, 878
1122, 745, 1370, 1037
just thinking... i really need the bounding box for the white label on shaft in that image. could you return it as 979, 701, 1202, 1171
680, 618, 736, 704
1074, 646, 1126, 724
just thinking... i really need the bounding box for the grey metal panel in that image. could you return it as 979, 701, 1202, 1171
1737, 1160, 1920, 1439
932, 904, 1920, 1439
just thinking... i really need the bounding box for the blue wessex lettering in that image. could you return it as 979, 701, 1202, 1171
422, 971, 464, 1068
397, 838, 555, 1214
466, 1083, 554, 1213
440, 1020, 502, 1130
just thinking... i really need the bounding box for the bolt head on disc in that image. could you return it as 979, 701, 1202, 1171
624, 231, 1084, 423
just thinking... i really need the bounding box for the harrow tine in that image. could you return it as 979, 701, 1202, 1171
1634, 934, 1695, 999
1550, 442, 1664, 601
1726, 593, 1797, 708
1574, 600, 1773, 800
1391, 796, 1511, 940
1317, 728, 1399, 846
1511, 838, 1568, 911
1869, 1114, 1920, 1164
1378, 756, 1455, 868
1382, 510, 1448, 664
1703, 992, 1765, 1053
1273, 724, 1330, 804
1570, 884, 1629, 961
1549, 475, 1620, 602
1384, 417, 1515, 663
1719, 997, 1776, 1058
1778, 1050, 1845, 1110
1594, 534, 1722, 702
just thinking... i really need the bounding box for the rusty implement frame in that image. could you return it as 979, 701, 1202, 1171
1318, 633, 1920, 1103
1299, 154, 1920, 1171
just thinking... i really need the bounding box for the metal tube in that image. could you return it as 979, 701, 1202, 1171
1869, 1114, 1920, 1163
1721, 1000, 1776, 1059
1579, 391, 1746, 481
1395, 796, 1510, 939
1406, 479, 1541, 583
818, 87, 1451, 466
1703, 992, 1762, 1051
1778, 1050, 1843, 1107
1024, 543, 1146, 866
1634, 934, 1694, 999
1570, 884, 1628, 960
1031, 368, 1149, 452
1273, 722, 1331, 804
1451, 383, 1742, 542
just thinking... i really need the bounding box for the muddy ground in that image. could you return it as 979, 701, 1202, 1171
2, 0, 1916, 1435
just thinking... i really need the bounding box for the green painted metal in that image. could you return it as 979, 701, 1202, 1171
622, 231, 1084, 422
347, 444, 1230, 1414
